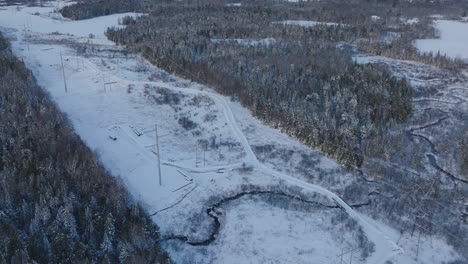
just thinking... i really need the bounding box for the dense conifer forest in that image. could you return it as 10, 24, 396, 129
0, 33, 171, 264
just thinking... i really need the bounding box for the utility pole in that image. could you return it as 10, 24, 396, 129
195, 144, 199, 168
340, 248, 343, 264
60, 52, 67, 93
155, 124, 162, 186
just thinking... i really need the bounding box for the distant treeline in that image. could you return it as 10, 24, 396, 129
60, 0, 143, 20
60, 0, 468, 69
60, 0, 468, 22
0, 33, 171, 264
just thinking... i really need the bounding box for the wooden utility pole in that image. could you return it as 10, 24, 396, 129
60, 52, 68, 93
195, 144, 198, 168
155, 124, 162, 186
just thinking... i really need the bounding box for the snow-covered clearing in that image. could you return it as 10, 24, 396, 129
0, 3, 462, 263
201, 200, 360, 264
225, 2, 241, 7
415, 20, 468, 62
273, 20, 343, 27
211, 38, 276, 46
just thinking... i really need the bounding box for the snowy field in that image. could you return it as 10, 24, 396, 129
273, 20, 343, 27
415, 20, 468, 62
0, 3, 463, 263
211, 38, 276, 46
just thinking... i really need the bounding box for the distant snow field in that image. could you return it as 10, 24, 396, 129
211, 38, 276, 46
415, 20, 468, 62
274, 20, 343, 27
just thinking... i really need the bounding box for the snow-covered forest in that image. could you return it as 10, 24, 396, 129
0, 0, 467, 263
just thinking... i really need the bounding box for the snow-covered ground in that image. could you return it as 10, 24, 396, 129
200, 199, 360, 264
0, 4, 463, 263
273, 20, 343, 27
211, 38, 276, 46
415, 20, 468, 62
225, 2, 241, 7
